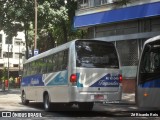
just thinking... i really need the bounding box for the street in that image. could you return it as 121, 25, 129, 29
0, 89, 159, 120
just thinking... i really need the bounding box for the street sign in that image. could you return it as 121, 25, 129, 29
34, 49, 39, 56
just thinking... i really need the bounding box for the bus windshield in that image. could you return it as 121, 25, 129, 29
139, 41, 160, 83
75, 40, 119, 68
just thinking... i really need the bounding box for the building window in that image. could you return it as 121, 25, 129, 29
0, 34, 2, 43
14, 41, 21, 46
78, 0, 89, 9
14, 38, 22, 46
15, 53, 22, 59
5, 37, 12, 44
0, 64, 3, 67
15, 38, 22, 41
78, 0, 112, 9
3, 52, 13, 58
13, 64, 18, 67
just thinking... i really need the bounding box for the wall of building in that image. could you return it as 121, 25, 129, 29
87, 17, 160, 79
75, 1, 160, 92
76, 0, 160, 16
0, 30, 26, 78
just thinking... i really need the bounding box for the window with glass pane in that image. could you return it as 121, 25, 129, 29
46, 55, 53, 73
76, 40, 119, 68
139, 41, 160, 84
0, 34, 2, 43
5, 37, 12, 44
3, 52, 13, 58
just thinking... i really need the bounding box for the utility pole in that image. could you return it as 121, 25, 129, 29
7, 43, 10, 90
34, 0, 37, 50
19, 42, 20, 76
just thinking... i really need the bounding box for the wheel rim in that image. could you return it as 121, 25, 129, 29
45, 95, 49, 109
22, 92, 25, 103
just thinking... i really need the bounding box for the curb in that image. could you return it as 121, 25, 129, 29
0, 89, 21, 94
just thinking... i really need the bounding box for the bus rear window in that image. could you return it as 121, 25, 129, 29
75, 40, 119, 68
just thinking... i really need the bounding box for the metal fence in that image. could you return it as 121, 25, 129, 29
116, 39, 139, 66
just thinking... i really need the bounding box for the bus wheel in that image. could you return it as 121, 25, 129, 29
43, 93, 51, 112
78, 102, 94, 111
21, 91, 29, 105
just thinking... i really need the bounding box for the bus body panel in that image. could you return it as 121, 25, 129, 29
137, 88, 160, 108
21, 39, 122, 105
76, 68, 120, 92
137, 35, 160, 108
69, 86, 122, 102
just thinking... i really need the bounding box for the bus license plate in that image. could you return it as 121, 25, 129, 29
94, 95, 104, 100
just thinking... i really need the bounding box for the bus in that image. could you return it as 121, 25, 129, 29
21, 39, 122, 111
136, 35, 160, 108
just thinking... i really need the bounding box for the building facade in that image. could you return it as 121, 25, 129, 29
74, 0, 160, 92
0, 30, 26, 78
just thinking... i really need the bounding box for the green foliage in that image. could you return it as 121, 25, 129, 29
0, 0, 85, 56
1, 67, 7, 81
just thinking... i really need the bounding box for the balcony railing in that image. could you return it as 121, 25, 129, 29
77, 0, 113, 9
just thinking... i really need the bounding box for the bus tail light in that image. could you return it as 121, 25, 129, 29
70, 74, 77, 83
119, 74, 122, 83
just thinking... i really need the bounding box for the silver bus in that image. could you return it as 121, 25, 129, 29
21, 39, 122, 111
136, 35, 160, 108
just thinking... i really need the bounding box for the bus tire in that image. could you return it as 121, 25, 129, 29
43, 93, 52, 112
78, 102, 94, 111
21, 91, 29, 105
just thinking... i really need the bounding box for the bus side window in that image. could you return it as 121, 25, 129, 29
53, 54, 57, 72
37, 60, 41, 74
58, 51, 64, 71
43, 57, 47, 74
63, 50, 68, 70
23, 64, 27, 77
47, 55, 53, 73
31, 61, 36, 75
27, 63, 31, 76
41, 58, 47, 74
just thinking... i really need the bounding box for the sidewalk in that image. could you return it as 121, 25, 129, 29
121, 93, 135, 104
1, 89, 135, 104
0, 88, 21, 94
102, 93, 135, 105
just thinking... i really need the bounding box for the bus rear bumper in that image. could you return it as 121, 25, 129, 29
69, 87, 122, 103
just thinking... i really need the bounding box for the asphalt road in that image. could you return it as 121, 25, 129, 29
0, 89, 159, 120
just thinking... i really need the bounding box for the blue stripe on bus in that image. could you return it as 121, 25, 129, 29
76, 73, 83, 87
21, 71, 68, 86
21, 74, 44, 86
21, 72, 120, 87
139, 79, 160, 88
47, 71, 68, 86
91, 74, 119, 87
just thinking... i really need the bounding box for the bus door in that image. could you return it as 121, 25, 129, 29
137, 40, 160, 108
75, 40, 122, 93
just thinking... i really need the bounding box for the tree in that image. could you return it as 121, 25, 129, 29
37, 0, 69, 51
0, 0, 35, 59
1, 67, 7, 91
0, 0, 86, 56
37, 0, 85, 52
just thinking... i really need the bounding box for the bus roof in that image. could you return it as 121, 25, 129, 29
144, 35, 160, 45
24, 39, 108, 64
24, 40, 76, 64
